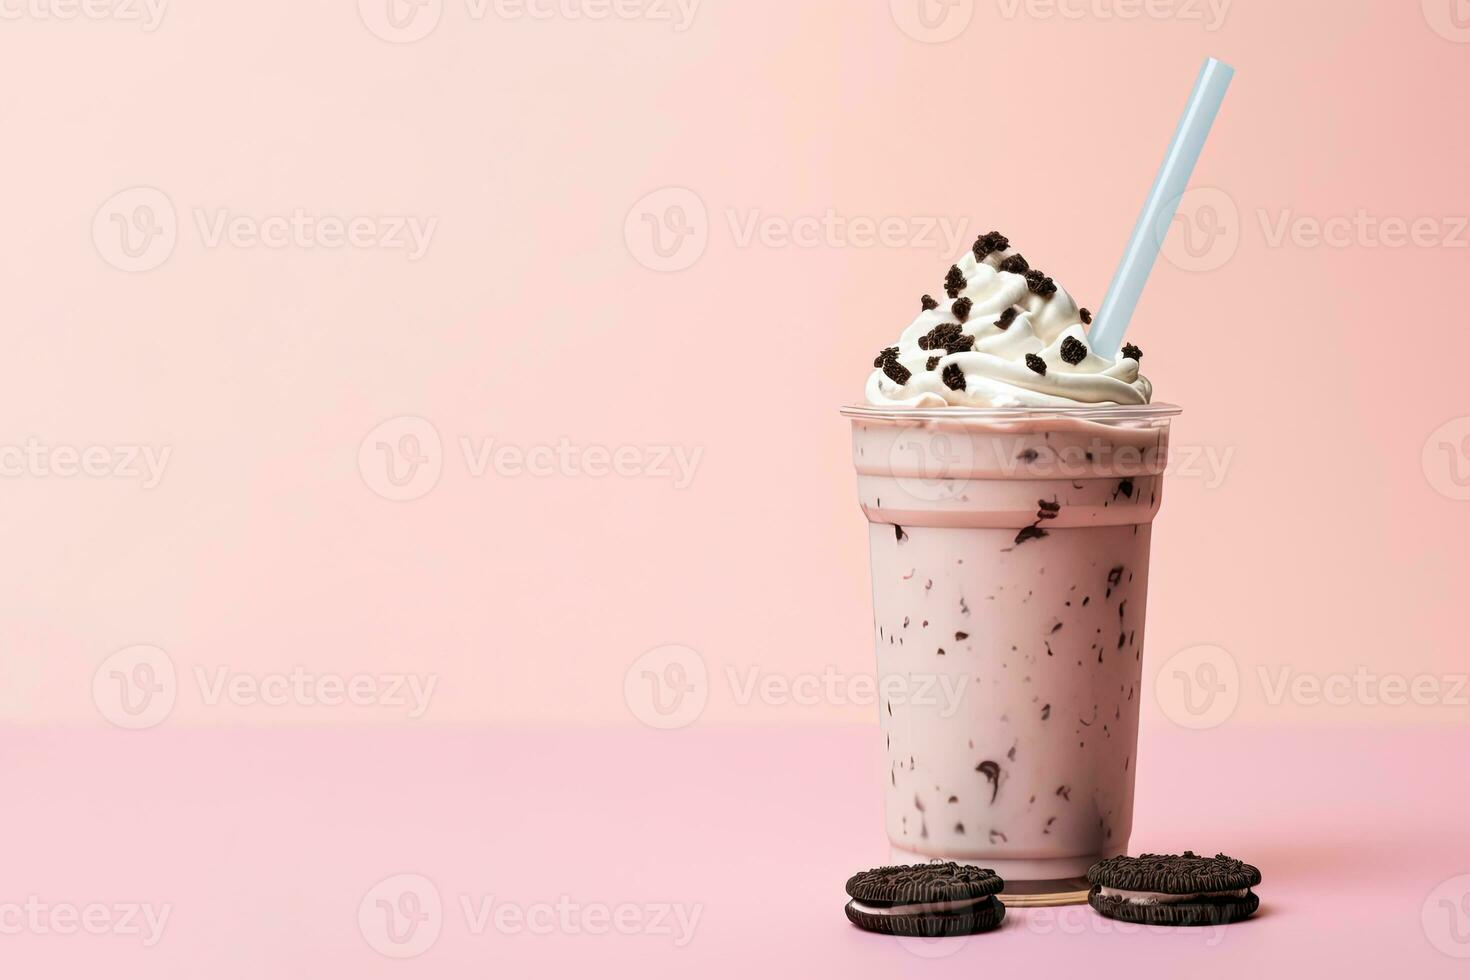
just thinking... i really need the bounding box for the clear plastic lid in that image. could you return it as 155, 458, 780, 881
840, 402, 1182, 423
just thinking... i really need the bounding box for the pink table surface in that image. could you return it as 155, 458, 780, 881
2, 724, 1468, 977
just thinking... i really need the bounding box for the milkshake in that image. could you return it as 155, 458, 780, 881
845, 231, 1178, 904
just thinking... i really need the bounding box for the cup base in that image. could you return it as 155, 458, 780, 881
993, 877, 1093, 907
889, 844, 1103, 906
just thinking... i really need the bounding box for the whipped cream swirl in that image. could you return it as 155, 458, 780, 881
866, 236, 1151, 408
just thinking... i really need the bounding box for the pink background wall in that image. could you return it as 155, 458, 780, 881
2, 0, 1468, 730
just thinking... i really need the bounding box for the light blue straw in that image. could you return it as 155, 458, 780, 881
1089, 57, 1234, 360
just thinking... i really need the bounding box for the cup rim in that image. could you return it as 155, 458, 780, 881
840, 402, 1182, 423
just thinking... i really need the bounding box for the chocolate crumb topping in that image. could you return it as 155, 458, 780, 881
1024, 269, 1057, 298
895, 525, 908, 543
994, 307, 1019, 331
1060, 336, 1088, 365
926, 356, 941, 371
921, 294, 939, 312
918, 322, 974, 354
1079, 307, 1093, 324
998, 254, 1029, 275
1025, 354, 1047, 376
1122, 343, 1143, 361
942, 363, 966, 392
944, 265, 967, 299
874, 346, 911, 385
952, 297, 973, 322
972, 230, 1010, 259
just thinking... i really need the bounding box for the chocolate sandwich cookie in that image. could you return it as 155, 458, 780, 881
845, 863, 1005, 937
1087, 852, 1261, 926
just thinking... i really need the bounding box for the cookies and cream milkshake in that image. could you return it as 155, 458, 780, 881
845, 231, 1178, 904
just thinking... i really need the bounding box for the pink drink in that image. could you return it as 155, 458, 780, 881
846, 404, 1178, 904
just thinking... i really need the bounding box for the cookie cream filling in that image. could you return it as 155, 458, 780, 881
1097, 887, 1249, 905
850, 896, 992, 917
